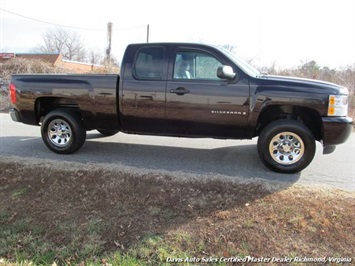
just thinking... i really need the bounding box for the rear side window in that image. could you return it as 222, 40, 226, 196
134, 47, 165, 80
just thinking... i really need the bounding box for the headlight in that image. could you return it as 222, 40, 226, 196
327, 95, 348, 116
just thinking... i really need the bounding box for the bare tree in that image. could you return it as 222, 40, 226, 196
35, 28, 87, 62
88, 48, 104, 66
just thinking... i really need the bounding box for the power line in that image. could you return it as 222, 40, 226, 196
0, 8, 104, 31
0, 8, 146, 32
116, 25, 147, 31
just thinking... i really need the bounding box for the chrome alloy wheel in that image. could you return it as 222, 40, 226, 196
47, 119, 72, 147
269, 132, 305, 165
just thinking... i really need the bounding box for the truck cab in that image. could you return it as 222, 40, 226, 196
120, 43, 251, 139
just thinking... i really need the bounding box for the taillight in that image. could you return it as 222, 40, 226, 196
9, 83, 16, 104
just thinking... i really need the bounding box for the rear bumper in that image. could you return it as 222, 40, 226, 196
9, 108, 22, 122
322, 116, 353, 154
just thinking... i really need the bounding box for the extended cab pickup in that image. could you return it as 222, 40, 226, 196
9, 43, 353, 173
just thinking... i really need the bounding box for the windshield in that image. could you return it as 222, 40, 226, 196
219, 47, 261, 77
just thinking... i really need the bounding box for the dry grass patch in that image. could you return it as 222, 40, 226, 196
0, 160, 354, 265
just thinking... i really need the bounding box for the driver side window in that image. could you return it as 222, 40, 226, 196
174, 51, 223, 80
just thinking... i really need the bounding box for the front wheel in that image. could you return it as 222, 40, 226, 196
41, 110, 86, 154
257, 120, 316, 173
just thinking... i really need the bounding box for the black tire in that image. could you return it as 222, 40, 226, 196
257, 119, 315, 173
41, 110, 86, 154
97, 129, 119, 137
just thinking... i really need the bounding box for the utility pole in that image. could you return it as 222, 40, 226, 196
106, 22, 113, 68
146, 24, 149, 43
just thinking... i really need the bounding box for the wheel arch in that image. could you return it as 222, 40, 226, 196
254, 105, 323, 142
35, 97, 80, 124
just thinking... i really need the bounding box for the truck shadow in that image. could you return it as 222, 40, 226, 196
0, 134, 301, 186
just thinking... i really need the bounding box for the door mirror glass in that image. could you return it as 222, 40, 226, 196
217, 66, 236, 80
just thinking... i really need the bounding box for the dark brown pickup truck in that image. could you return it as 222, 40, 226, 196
9, 42, 353, 173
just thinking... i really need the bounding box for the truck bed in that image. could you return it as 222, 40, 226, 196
10, 74, 119, 130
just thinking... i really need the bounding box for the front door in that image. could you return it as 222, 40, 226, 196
166, 49, 250, 138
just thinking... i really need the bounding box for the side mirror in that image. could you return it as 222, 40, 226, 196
217, 66, 236, 80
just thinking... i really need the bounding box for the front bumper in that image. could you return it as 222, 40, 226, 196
9, 108, 22, 122
322, 116, 353, 154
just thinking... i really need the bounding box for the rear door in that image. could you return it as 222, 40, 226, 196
120, 45, 167, 134
165, 48, 250, 138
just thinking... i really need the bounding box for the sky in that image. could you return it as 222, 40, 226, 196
0, 0, 354, 69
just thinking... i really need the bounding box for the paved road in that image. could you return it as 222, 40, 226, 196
0, 113, 354, 191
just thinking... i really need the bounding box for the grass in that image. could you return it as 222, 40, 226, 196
11, 188, 28, 199
0, 160, 354, 265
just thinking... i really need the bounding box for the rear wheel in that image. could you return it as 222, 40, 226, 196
41, 110, 86, 154
257, 120, 315, 173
